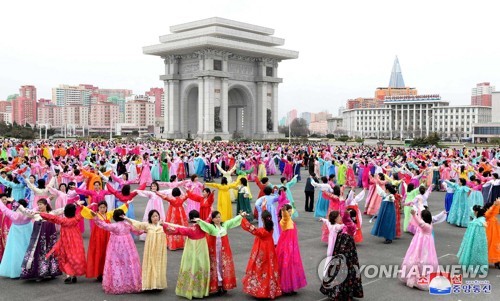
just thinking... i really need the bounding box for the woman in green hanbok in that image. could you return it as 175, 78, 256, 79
457, 205, 488, 275
236, 178, 253, 222
164, 210, 210, 300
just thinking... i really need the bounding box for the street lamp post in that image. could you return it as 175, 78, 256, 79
110, 118, 115, 140
288, 121, 291, 144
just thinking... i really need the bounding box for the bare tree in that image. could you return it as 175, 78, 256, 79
290, 118, 310, 137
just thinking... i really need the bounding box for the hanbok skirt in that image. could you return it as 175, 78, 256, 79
487, 185, 500, 206
447, 192, 470, 227
346, 169, 356, 187
320, 233, 363, 300
444, 192, 454, 213
151, 164, 160, 181
86, 225, 110, 278
258, 164, 267, 180
293, 164, 301, 181
21, 221, 61, 279
481, 185, 491, 205
365, 189, 382, 216
399, 231, 438, 290
468, 191, 484, 217
267, 160, 277, 175
276, 227, 307, 293
357, 168, 364, 188
0, 223, 33, 278
102, 234, 142, 294
371, 201, 396, 240
236, 193, 254, 222
313, 193, 329, 218
457, 222, 488, 274
184, 198, 200, 220
176, 238, 210, 300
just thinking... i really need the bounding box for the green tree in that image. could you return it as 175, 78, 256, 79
337, 135, 349, 142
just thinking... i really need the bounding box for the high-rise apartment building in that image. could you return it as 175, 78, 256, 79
125, 100, 155, 130
11, 85, 37, 126
52, 85, 92, 106
0, 100, 12, 124
286, 109, 297, 125
97, 88, 133, 99
471, 82, 495, 107
89, 102, 119, 128
145, 87, 164, 118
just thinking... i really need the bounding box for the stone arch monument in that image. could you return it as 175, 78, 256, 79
143, 17, 298, 140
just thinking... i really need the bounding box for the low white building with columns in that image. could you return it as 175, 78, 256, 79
342, 95, 492, 139
143, 17, 298, 140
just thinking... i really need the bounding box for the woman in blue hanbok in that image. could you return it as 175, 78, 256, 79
371, 184, 396, 244
457, 205, 488, 275
446, 178, 471, 227
150, 156, 160, 181
0, 200, 33, 278
312, 176, 333, 219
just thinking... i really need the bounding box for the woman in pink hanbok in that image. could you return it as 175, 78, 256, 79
266, 154, 278, 176
183, 175, 203, 215
23, 175, 56, 211
276, 204, 307, 294
364, 173, 386, 216
281, 156, 294, 182
138, 154, 153, 186
133, 182, 168, 241
399, 209, 439, 290
92, 209, 142, 295
245, 158, 256, 181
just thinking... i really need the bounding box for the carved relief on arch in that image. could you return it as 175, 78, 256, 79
194, 48, 232, 59
164, 54, 181, 64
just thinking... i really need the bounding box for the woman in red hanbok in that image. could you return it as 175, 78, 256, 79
40, 202, 86, 284
157, 187, 188, 250
186, 188, 215, 220
196, 211, 243, 295
241, 210, 282, 299
281, 156, 294, 182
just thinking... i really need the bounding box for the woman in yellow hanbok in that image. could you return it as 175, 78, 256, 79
205, 178, 240, 221
123, 210, 167, 291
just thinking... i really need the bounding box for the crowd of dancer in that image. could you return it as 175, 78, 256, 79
0, 139, 498, 300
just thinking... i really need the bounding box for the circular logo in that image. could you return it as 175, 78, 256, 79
317, 255, 349, 288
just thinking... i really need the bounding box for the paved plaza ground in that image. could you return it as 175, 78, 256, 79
0, 172, 498, 301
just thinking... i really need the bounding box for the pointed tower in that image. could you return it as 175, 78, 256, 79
388, 56, 405, 88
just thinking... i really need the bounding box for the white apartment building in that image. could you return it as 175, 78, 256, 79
342, 95, 492, 139
52, 85, 92, 106
0, 112, 11, 124
125, 100, 155, 130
